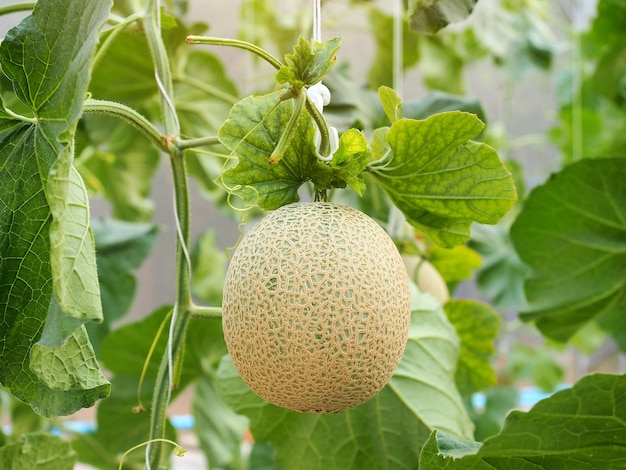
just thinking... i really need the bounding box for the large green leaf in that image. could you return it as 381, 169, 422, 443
0, 0, 112, 417
419, 373, 626, 469
510, 158, 626, 346
0, 433, 76, 470
408, 0, 478, 35
217, 292, 473, 470
367, 112, 517, 247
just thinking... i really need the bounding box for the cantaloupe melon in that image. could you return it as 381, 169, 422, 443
222, 202, 411, 413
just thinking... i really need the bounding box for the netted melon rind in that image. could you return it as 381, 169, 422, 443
222, 202, 411, 413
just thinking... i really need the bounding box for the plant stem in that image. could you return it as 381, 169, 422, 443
0, 2, 34, 16
186, 35, 283, 70
176, 135, 221, 151
82, 99, 167, 152
142, 1, 192, 468
190, 304, 222, 320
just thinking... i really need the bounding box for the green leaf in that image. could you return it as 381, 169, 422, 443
218, 91, 311, 209
420, 373, 626, 469
276, 37, 342, 89
217, 293, 473, 470
47, 142, 102, 324
312, 128, 371, 195
444, 300, 500, 396
408, 0, 478, 35
510, 158, 626, 346
402, 91, 487, 124
379, 86, 403, 123
0, 0, 113, 417
1, 0, 111, 123
367, 112, 517, 247
0, 433, 76, 470
193, 375, 248, 468
30, 326, 108, 394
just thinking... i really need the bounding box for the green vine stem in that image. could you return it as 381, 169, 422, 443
142, 0, 193, 468
82, 99, 167, 153
176, 135, 221, 151
0, 2, 34, 16
186, 35, 283, 70
190, 305, 223, 320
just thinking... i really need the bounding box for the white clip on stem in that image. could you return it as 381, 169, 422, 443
308, 83, 338, 162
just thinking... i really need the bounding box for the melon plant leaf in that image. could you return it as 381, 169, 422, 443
408, 0, 478, 35
510, 158, 626, 346
0, 0, 113, 417
276, 37, 342, 89
47, 142, 102, 325
0, 433, 76, 470
419, 373, 626, 469
217, 292, 473, 470
367, 111, 517, 247
218, 91, 369, 209
218, 91, 313, 209
444, 300, 500, 397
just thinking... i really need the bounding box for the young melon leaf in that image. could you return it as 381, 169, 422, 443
276, 37, 342, 89
218, 91, 313, 209
419, 373, 626, 469
218, 92, 371, 208
379, 86, 403, 123
217, 293, 473, 470
510, 157, 626, 348
0, 0, 112, 417
367, 111, 517, 247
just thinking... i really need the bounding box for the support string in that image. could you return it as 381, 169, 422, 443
312, 0, 322, 42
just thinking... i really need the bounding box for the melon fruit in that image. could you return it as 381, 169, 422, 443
222, 202, 411, 413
